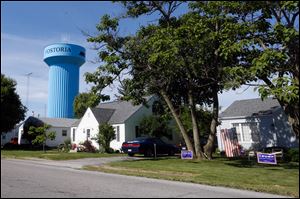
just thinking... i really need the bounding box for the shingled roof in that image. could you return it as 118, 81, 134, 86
23, 116, 80, 128
38, 117, 80, 127
220, 97, 281, 118
90, 108, 115, 124
96, 100, 144, 124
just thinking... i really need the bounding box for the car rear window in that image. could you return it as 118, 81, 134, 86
132, 137, 149, 142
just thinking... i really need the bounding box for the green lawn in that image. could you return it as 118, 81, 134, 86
1, 149, 125, 160
84, 156, 299, 197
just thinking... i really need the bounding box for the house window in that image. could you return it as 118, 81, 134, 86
62, 130, 67, 137
135, 126, 140, 138
115, 126, 120, 142
232, 123, 256, 142
232, 123, 241, 142
72, 129, 76, 142
250, 123, 260, 142
241, 123, 252, 142
87, 129, 90, 138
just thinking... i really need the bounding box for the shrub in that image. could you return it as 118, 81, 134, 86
286, 148, 299, 162
57, 138, 72, 152
82, 140, 96, 153
93, 123, 115, 153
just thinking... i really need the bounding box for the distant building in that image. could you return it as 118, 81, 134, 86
73, 96, 180, 151
4, 96, 179, 151
1, 122, 24, 146
18, 116, 79, 147
217, 97, 299, 151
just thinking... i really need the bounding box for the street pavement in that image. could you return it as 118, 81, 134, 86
1, 158, 291, 198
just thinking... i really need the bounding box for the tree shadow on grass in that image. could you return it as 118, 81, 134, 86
223, 158, 299, 169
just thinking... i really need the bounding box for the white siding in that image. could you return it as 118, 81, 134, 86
74, 108, 99, 149
217, 110, 299, 151
46, 127, 70, 147
110, 124, 125, 151
217, 118, 261, 151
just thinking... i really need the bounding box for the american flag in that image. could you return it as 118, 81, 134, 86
220, 128, 240, 157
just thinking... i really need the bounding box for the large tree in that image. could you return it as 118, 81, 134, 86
73, 92, 101, 118
191, 1, 299, 138
85, 1, 239, 159
1, 74, 27, 134
85, 3, 199, 158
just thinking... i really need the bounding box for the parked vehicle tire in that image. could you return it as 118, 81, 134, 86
168, 149, 175, 156
144, 148, 153, 157
128, 153, 135, 157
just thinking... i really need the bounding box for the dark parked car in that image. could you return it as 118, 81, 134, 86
121, 137, 179, 157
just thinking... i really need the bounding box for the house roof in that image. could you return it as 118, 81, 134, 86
220, 97, 281, 118
71, 118, 82, 127
90, 108, 115, 124
38, 117, 80, 127
95, 96, 153, 124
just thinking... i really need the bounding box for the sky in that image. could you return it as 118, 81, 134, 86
1, 1, 262, 118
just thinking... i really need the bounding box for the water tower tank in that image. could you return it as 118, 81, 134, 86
44, 43, 85, 118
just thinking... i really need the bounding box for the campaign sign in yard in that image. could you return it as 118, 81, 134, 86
257, 152, 277, 165
181, 150, 193, 159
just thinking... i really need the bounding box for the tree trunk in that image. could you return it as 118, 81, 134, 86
281, 102, 299, 139
204, 89, 219, 160
188, 90, 204, 160
160, 90, 195, 155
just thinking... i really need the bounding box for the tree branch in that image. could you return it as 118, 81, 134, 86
291, 11, 299, 26
151, 1, 171, 21
281, 9, 291, 25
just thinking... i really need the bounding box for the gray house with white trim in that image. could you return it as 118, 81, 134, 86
217, 97, 299, 151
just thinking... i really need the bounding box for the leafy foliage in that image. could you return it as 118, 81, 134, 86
177, 106, 214, 138
73, 92, 101, 118
93, 123, 116, 153
190, 1, 299, 138
1, 74, 27, 134
57, 138, 72, 152
139, 115, 173, 139
28, 124, 56, 152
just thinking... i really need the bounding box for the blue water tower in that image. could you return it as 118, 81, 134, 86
44, 43, 85, 118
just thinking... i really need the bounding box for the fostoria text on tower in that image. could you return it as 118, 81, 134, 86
44, 43, 86, 118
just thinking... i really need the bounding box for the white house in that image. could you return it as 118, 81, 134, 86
1, 122, 24, 146
19, 116, 79, 147
3, 96, 181, 150
72, 96, 181, 151
217, 97, 299, 151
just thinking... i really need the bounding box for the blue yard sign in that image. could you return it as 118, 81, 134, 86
181, 150, 193, 159
257, 152, 277, 165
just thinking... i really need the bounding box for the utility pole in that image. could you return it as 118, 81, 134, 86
25, 72, 33, 109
